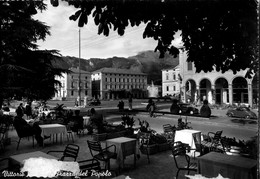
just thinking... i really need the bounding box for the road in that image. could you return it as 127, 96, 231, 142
48, 99, 258, 142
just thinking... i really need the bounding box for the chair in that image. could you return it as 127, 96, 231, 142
0, 124, 8, 151
87, 140, 117, 170
13, 124, 34, 150
66, 122, 74, 143
47, 144, 79, 161
171, 141, 197, 179
162, 124, 176, 144
137, 132, 152, 164
201, 130, 222, 152
190, 134, 204, 158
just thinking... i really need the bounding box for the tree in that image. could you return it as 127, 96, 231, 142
0, 1, 68, 107
60, 0, 258, 78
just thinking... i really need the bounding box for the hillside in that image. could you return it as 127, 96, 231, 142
62, 50, 179, 85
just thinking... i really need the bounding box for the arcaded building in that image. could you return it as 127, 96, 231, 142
91, 68, 148, 100
179, 51, 257, 106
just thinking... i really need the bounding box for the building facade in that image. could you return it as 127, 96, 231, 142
178, 51, 257, 106
91, 68, 148, 100
162, 65, 180, 97
54, 67, 92, 101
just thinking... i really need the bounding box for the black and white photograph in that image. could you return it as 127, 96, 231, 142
0, 0, 259, 178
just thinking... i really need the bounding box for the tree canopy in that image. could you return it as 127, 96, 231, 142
54, 0, 258, 78
0, 1, 68, 106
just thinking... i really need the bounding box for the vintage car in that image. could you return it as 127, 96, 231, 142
179, 103, 199, 115
226, 107, 257, 119
88, 99, 101, 106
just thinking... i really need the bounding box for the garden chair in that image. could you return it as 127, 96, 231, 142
47, 144, 79, 161
137, 132, 152, 164
66, 122, 74, 143
0, 124, 8, 151
162, 124, 176, 144
190, 134, 204, 158
201, 130, 222, 152
171, 141, 197, 179
13, 123, 34, 150
87, 140, 117, 170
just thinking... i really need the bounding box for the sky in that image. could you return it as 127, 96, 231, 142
33, 1, 182, 60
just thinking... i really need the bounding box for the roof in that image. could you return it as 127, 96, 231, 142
69, 67, 91, 74
92, 67, 147, 75
161, 64, 179, 71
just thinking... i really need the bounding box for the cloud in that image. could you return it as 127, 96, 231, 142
34, 1, 180, 59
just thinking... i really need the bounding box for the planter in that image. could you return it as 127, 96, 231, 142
157, 142, 170, 152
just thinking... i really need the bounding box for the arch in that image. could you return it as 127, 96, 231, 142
215, 77, 229, 104
252, 74, 258, 106
185, 79, 196, 103
232, 77, 248, 104
199, 79, 212, 103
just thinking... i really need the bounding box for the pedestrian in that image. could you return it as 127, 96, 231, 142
200, 99, 211, 118
117, 100, 124, 112
128, 94, 133, 110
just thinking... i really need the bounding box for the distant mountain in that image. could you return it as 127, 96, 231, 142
62, 50, 179, 85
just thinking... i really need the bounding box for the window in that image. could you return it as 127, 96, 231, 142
105, 78, 107, 82
71, 90, 74, 96
85, 83, 88, 88
71, 82, 74, 88
188, 61, 193, 71
85, 90, 88, 95
173, 86, 176, 91
85, 76, 88, 79
173, 74, 176, 80
166, 74, 169, 80
166, 86, 169, 91
110, 78, 112, 82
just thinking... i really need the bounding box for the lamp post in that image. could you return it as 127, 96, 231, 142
78, 28, 81, 106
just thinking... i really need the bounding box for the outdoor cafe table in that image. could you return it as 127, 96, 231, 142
106, 137, 137, 169
197, 152, 257, 179
174, 129, 202, 150
9, 151, 58, 168
39, 124, 67, 147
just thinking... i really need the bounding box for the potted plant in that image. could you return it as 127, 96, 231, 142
121, 114, 135, 136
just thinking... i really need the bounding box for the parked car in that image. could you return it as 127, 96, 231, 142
88, 99, 101, 106
226, 107, 257, 119
179, 103, 199, 115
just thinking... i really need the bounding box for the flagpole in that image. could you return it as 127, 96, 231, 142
78, 28, 81, 106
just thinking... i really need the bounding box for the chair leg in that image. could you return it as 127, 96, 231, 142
16, 138, 21, 150
32, 136, 34, 148
176, 169, 180, 179
146, 151, 150, 164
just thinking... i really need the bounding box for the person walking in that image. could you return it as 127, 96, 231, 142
128, 94, 133, 110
